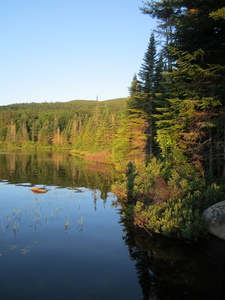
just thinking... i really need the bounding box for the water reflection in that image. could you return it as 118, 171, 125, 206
0, 150, 120, 253
0, 150, 119, 200
0, 151, 145, 300
120, 210, 225, 300
1, 151, 225, 299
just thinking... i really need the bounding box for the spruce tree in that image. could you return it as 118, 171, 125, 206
141, 0, 225, 177
140, 1, 178, 70
141, 1, 225, 66
139, 33, 157, 93
155, 49, 224, 175
128, 74, 141, 96
153, 52, 165, 93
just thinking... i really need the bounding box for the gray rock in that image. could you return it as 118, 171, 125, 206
203, 201, 225, 240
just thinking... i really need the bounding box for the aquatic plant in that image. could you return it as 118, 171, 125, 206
77, 217, 84, 232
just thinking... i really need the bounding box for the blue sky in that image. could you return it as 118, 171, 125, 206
0, 0, 156, 105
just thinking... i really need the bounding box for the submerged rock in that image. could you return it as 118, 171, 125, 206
203, 201, 225, 240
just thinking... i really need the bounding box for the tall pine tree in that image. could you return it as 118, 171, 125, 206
139, 33, 157, 93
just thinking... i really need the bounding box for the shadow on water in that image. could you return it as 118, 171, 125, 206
119, 207, 225, 300
116, 161, 225, 299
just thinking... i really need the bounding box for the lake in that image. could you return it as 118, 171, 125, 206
0, 150, 225, 300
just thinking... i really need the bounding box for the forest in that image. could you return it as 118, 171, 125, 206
0, 98, 127, 163
1, 0, 225, 239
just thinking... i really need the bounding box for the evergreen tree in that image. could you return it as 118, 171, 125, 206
141, 0, 179, 70
139, 33, 157, 93
155, 49, 224, 175
210, 7, 225, 20
127, 33, 165, 157
16, 120, 29, 145
128, 74, 141, 96
141, 1, 225, 176
141, 1, 225, 67
112, 111, 148, 166
154, 52, 165, 93
174, 1, 225, 66
38, 120, 53, 145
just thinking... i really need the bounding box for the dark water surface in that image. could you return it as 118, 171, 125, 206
0, 151, 225, 300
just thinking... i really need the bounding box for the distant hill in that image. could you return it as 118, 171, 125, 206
0, 98, 128, 114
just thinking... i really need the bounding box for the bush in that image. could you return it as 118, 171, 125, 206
133, 196, 207, 240
111, 173, 128, 201
113, 157, 209, 240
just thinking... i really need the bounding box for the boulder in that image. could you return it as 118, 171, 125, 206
203, 201, 225, 240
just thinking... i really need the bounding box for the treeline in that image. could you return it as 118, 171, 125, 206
0, 99, 126, 160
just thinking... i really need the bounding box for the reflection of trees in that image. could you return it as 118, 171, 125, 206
120, 214, 158, 300
120, 211, 225, 300
0, 151, 120, 248
0, 150, 120, 199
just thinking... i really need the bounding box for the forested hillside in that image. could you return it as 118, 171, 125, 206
0, 98, 127, 161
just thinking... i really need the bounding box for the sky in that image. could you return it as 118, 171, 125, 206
0, 0, 156, 105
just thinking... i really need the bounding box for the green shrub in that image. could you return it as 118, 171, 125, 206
111, 173, 128, 201
133, 196, 206, 240
113, 157, 210, 239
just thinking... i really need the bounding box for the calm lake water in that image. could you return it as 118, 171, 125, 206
0, 150, 225, 300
